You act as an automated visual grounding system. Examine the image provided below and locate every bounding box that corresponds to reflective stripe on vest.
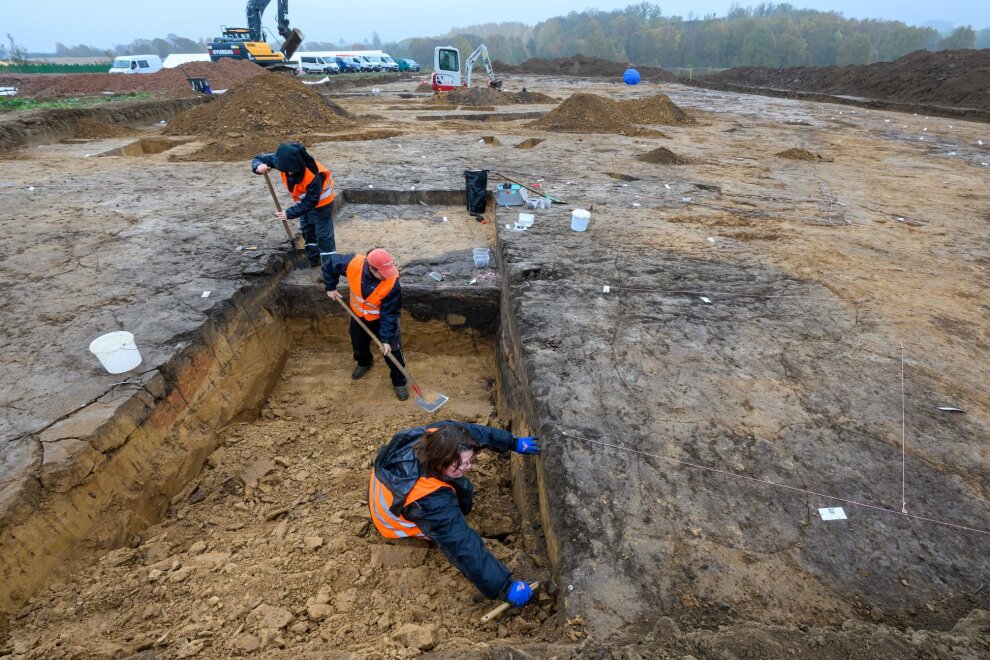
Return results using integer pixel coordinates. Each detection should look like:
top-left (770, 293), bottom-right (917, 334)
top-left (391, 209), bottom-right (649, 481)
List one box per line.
top-left (346, 255), bottom-right (398, 321)
top-left (368, 471), bottom-right (453, 539)
top-left (281, 161), bottom-right (335, 208)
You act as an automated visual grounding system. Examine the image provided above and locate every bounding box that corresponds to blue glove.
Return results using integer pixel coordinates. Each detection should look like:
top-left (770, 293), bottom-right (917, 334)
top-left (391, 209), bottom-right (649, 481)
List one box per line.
top-left (506, 580), bottom-right (533, 607)
top-left (514, 436), bottom-right (540, 454)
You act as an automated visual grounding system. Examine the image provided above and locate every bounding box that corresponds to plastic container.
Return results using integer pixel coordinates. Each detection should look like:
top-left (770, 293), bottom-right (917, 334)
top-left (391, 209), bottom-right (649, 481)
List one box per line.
top-left (472, 248), bottom-right (490, 268)
top-left (89, 331), bottom-right (142, 374)
top-left (539, 197), bottom-right (552, 210)
top-left (516, 213), bottom-right (534, 228)
top-left (571, 209), bottom-right (591, 232)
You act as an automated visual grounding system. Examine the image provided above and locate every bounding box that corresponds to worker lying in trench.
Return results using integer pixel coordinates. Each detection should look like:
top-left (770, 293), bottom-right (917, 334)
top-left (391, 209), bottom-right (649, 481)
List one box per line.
top-left (369, 421), bottom-right (541, 608)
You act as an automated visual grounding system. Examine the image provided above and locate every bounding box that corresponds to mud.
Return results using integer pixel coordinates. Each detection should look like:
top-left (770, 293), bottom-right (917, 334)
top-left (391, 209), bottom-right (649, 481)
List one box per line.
top-left (2, 73), bottom-right (990, 658)
top-left (701, 48), bottom-right (990, 114)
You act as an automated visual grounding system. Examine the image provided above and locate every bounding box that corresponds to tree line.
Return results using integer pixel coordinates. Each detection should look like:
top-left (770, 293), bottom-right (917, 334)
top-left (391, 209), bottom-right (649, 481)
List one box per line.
top-left (389, 3), bottom-right (990, 70)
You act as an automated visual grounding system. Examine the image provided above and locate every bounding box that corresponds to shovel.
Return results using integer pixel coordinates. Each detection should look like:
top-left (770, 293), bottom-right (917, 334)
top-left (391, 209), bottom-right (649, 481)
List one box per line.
top-left (262, 170), bottom-right (309, 267)
top-left (332, 296), bottom-right (449, 413)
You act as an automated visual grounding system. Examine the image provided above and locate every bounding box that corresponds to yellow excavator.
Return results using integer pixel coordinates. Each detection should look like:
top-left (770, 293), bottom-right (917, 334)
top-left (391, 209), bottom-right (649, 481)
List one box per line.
top-left (207, 0), bottom-right (304, 71)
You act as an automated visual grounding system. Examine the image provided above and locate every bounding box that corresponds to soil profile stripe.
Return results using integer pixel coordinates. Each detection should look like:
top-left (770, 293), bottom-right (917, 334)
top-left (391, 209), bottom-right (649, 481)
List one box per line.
top-left (560, 431), bottom-right (990, 538)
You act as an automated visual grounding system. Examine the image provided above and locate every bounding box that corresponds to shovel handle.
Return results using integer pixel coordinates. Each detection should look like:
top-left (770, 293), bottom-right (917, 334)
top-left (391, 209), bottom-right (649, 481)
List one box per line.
top-left (479, 581), bottom-right (540, 624)
top-left (332, 296), bottom-right (418, 389)
top-left (262, 170), bottom-right (295, 243)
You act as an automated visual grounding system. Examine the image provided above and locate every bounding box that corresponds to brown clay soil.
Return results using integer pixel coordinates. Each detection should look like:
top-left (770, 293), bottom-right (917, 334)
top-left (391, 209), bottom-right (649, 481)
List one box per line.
top-left (0, 59), bottom-right (264, 99)
top-left (164, 74), bottom-right (362, 162)
top-left (776, 147), bottom-right (832, 161)
top-left (66, 118), bottom-right (138, 139)
top-left (5, 340), bottom-right (556, 657)
top-left (636, 146), bottom-right (688, 164)
top-left (430, 87), bottom-right (556, 107)
top-left (702, 48), bottom-right (990, 112)
top-left (494, 55), bottom-right (679, 82)
top-left (532, 92), bottom-right (690, 135)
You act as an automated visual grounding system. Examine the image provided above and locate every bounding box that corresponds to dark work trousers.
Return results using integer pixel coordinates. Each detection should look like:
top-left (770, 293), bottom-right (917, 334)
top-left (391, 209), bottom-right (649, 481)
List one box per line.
top-left (299, 202), bottom-right (336, 267)
top-left (349, 317), bottom-right (407, 386)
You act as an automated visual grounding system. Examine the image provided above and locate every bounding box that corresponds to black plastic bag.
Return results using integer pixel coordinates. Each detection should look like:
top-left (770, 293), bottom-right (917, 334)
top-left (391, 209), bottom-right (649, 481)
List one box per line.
top-left (464, 169), bottom-right (488, 215)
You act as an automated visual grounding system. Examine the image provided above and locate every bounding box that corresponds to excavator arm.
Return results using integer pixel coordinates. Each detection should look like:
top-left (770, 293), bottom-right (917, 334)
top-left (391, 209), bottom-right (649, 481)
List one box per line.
top-left (245, 0), bottom-right (302, 57)
top-left (465, 44), bottom-right (502, 90)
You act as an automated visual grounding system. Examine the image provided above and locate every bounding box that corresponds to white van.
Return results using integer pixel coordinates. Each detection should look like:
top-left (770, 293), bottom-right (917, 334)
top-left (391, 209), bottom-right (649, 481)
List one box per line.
top-left (109, 55), bottom-right (164, 74)
top-left (297, 55), bottom-right (339, 74)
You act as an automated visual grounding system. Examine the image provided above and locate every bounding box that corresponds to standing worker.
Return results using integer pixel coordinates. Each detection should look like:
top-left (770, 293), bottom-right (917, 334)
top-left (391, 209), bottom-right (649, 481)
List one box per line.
top-left (369, 421), bottom-right (541, 607)
top-left (252, 142), bottom-right (336, 275)
top-left (325, 249), bottom-right (408, 400)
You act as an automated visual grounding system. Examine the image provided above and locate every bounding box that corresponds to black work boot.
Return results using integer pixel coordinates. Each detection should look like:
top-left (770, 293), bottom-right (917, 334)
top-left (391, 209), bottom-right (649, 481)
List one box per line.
top-left (352, 364), bottom-right (372, 380)
top-left (394, 385), bottom-right (409, 401)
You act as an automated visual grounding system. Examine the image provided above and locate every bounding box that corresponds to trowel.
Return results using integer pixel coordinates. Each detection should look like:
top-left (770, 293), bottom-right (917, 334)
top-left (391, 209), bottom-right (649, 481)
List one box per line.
top-left (479, 579), bottom-right (558, 623)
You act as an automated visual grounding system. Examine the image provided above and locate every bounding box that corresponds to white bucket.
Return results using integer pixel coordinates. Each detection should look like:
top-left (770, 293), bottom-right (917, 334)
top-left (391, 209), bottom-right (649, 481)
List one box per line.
top-left (571, 209), bottom-right (591, 232)
top-left (472, 247), bottom-right (490, 268)
top-left (89, 331), bottom-right (142, 374)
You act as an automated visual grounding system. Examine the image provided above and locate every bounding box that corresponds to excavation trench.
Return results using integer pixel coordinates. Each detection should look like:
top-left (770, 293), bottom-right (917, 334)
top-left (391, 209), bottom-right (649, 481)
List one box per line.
top-left (1, 192), bottom-right (559, 655)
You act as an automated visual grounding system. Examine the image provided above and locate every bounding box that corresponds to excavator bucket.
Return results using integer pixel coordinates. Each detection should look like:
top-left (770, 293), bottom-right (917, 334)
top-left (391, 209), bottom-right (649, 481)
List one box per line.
top-left (280, 28), bottom-right (304, 59)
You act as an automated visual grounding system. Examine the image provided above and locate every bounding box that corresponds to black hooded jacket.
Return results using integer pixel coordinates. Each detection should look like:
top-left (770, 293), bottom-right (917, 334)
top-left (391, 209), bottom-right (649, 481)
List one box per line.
top-left (373, 420), bottom-right (516, 599)
top-left (252, 143), bottom-right (327, 220)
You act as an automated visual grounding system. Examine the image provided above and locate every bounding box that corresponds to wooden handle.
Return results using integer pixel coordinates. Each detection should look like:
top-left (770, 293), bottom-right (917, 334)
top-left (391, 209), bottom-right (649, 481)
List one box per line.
top-left (332, 296), bottom-right (416, 385)
top-left (479, 581), bottom-right (539, 624)
top-left (262, 170), bottom-right (294, 242)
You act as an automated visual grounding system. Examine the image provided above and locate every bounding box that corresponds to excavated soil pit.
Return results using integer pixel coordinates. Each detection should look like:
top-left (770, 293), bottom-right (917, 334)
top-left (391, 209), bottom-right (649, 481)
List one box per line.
top-left (481, 136), bottom-right (503, 146)
top-left (514, 138), bottom-right (544, 150)
top-left (417, 111), bottom-right (547, 123)
top-left (97, 138), bottom-right (192, 157)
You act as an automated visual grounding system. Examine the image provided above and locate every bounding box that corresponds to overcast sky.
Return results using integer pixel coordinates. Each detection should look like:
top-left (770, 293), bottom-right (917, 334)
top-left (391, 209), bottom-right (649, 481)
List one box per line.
top-left (6, 0), bottom-right (989, 52)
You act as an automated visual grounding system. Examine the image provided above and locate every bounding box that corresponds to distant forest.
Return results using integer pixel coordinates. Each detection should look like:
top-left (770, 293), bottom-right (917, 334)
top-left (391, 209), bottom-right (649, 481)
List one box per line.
top-left (5, 3), bottom-right (989, 70)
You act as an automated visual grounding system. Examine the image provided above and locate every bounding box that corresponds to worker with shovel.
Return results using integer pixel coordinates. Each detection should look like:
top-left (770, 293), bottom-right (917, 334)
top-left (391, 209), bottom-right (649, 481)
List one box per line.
top-left (325, 249), bottom-right (409, 400)
top-left (251, 142), bottom-right (336, 274)
top-left (370, 421), bottom-right (541, 607)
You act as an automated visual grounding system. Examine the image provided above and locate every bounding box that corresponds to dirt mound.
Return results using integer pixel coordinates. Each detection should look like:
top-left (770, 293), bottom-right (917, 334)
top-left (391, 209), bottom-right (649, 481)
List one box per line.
top-left (2, 59), bottom-right (264, 99)
top-left (532, 92), bottom-right (690, 135)
top-left (431, 87), bottom-right (556, 106)
top-left (776, 147), bottom-right (831, 161)
top-left (171, 129), bottom-right (402, 163)
top-left (69, 118), bottom-right (138, 139)
top-left (702, 49), bottom-right (990, 112)
top-left (165, 74), bottom-right (357, 137)
top-left (494, 55), bottom-right (679, 82)
top-left (636, 146), bottom-right (688, 164)
top-left (621, 95), bottom-right (694, 124)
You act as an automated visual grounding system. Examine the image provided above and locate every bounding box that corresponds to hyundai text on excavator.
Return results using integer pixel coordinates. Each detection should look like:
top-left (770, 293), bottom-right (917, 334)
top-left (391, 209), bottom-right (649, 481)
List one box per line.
top-left (431, 44), bottom-right (502, 92)
top-left (208, 0), bottom-right (304, 71)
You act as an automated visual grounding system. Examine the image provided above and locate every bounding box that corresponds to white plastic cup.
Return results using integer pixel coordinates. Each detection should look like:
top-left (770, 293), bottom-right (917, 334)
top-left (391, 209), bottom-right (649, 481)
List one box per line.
top-left (472, 247), bottom-right (490, 268)
top-left (89, 331), bottom-right (142, 374)
top-left (539, 197), bottom-right (551, 209)
top-left (571, 209), bottom-right (591, 232)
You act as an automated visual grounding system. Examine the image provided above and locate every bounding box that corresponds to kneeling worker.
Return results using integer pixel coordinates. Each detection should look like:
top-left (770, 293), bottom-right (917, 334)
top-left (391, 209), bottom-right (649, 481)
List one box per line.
top-left (369, 421), bottom-right (541, 608)
top-left (325, 249), bottom-right (408, 400)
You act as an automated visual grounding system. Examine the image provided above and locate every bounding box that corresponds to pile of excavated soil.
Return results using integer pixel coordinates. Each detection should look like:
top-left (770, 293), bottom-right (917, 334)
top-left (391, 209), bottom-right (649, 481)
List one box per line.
top-left (0, 59), bottom-right (264, 99)
top-left (4, 343), bottom-right (554, 657)
top-left (165, 74), bottom-right (355, 136)
top-left (68, 117), bottom-right (138, 139)
top-left (636, 146), bottom-right (688, 164)
top-left (431, 87), bottom-right (556, 106)
top-left (414, 82), bottom-right (434, 93)
top-left (532, 92), bottom-right (690, 135)
top-left (776, 147), bottom-right (831, 161)
top-left (494, 55), bottom-right (679, 82)
top-left (702, 49), bottom-right (990, 112)
top-left (165, 74), bottom-right (361, 161)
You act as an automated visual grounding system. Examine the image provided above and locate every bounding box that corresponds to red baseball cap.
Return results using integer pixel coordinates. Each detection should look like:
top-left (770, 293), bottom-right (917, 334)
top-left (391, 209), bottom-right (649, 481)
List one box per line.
top-left (367, 248), bottom-right (399, 279)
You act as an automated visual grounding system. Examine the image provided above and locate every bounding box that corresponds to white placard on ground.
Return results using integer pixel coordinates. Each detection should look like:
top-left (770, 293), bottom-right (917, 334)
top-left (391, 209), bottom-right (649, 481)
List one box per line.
top-left (201, 291), bottom-right (211, 298)
top-left (819, 507), bottom-right (847, 521)
top-left (699, 296), bottom-right (712, 304)
top-left (602, 285), bottom-right (610, 293)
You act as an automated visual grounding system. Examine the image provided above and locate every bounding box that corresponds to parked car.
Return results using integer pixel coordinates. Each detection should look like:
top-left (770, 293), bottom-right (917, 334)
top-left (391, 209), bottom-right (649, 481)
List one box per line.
top-left (298, 55), bottom-right (339, 74)
top-left (397, 58), bottom-right (421, 72)
top-left (380, 55), bottom-right (400, 72)
top-left (335, 57), bottom-right (363, 73)
top-left (108, 55), bottom-right (163, 74)
top-left (358, 56), bottom-right (379, 72)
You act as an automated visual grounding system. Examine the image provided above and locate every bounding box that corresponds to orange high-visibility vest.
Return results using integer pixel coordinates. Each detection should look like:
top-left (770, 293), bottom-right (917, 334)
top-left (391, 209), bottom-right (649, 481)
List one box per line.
top-left (281, 161), bottom-right (335, 208)
top-left (369, 471), bottom-right (454, 539)
top-left (347, 255), bottom-right (398, 321)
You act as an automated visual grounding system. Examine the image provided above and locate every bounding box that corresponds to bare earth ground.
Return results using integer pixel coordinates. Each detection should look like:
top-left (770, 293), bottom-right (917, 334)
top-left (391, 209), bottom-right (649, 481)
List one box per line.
top-left (2, 75), bottom-right (990, 657)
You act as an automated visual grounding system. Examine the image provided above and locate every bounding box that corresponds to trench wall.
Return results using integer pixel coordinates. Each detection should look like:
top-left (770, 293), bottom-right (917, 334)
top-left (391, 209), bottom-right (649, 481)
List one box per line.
top-left (0, 273), bottom-right (290, 630)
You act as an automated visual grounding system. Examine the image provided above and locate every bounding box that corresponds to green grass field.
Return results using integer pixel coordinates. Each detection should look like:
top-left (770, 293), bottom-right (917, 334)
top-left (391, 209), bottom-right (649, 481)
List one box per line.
top-left (1, 63), bottom-right (111, 74)
top-left (0, 92), bottom-right (155, 113)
